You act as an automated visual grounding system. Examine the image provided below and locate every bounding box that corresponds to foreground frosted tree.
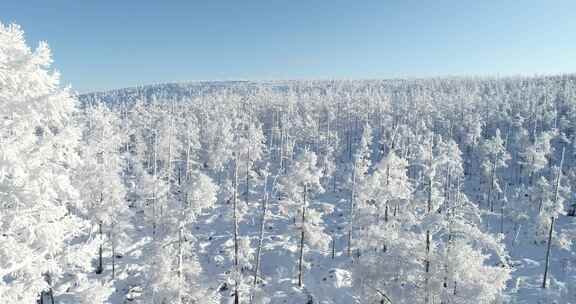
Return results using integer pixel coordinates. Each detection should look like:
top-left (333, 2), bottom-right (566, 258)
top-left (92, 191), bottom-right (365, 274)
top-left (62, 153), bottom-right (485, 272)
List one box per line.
top-left (0, 23), bottom-right (106, 303)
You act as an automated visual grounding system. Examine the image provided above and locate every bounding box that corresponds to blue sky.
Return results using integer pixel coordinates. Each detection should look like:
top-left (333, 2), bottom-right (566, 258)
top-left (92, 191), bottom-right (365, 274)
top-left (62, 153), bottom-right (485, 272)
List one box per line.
top-left (2, 0), bottom-right (576, 92)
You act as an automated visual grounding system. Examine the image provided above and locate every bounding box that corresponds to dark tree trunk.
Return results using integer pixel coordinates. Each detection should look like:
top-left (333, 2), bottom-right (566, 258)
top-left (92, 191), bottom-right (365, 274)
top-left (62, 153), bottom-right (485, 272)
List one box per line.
top-left (233, 159), bottom-right (240, 302)
top-left (543, 146), bottom-right (565, 289)
top-left (96, 221), bottom-right (103, 274)
top-left (298, 184), bottom-right (307, 288)
top-left (253, 174), bottom-right (270, 286)
top-left (348, 165), bottom-right (356, 257)
top-left (542, 216), bottom-right (555, 289)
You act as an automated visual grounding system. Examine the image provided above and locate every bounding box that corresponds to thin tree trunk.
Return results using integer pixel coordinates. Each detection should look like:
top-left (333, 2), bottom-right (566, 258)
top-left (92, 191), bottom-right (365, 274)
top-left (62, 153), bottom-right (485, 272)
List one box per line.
top-left (279, 128), bottom-right (284, 171)
top-left (185, 138), bottom-right (192, 181)
top-left (246, 145), bottom-right (250, 205)
top-left (332, 170), bottom-right (337, 193)
top-left (111, 222), bottom-right (116, 281)
top-left (427, 141), bottom-right (433, 213)
top-left (542, 216), bottom-right (555, 289)
top-left (488, 158), bottom-right (496, 212)
top-left (38, 273), bottom-right (54, 304)
top-left (443, 234), bottom-right (452, 289)
top-left (425, 141), bottom-right (433, 304)
top-left (178, 226), bottom-right (183, 303)
top-left (152, 131), bottom-right (158, 236)
top-left (425, 230), bottom-right (431, 304)
top-left (384, 204), bottom-right (389, 223)
top-left (167, 104), bottom-right (174, 181)
top-left (348, 164), bottom-right (356, 257)
top-left (444, 167), bottom-right (451, 203)
top-left (552, 146), bottom-right (565, 208)
top-left (233, 159), bottom-right (240, 303)
top-left (501, 183), bottom-right (507, 234)
top-left (298, 184), bottom-right (307, 288)
top-left (96, 221), bottom-right (103, 274)
top-left (542, 146), bottom-right (565, 289)
top-left (253, 174), bottom-right (270, 286)
top-left (500, 200), bottom-right (505, 235)
top-left (331, 236), bottom-right (336, 259)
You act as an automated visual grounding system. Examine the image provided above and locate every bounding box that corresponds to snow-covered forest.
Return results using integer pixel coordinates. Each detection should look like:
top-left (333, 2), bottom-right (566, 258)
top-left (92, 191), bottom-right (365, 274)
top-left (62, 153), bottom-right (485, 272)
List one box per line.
top-left (2, 22), bottom-right (576, 304)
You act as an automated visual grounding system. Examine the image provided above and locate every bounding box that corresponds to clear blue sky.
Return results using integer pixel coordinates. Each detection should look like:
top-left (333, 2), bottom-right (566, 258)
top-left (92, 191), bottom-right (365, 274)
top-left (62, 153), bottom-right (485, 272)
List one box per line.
top-left (3, 0), bottom-right (576, 92)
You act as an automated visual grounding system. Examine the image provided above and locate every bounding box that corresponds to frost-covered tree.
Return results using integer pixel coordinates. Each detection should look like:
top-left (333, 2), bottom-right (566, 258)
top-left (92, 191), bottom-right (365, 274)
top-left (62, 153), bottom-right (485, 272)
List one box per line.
top-left (479, 129), bottom-right (511, 212)
top-left (347, 123), bottom-right (373, 256)
top-left (201, 109), bottom-right (236, 177)
top-left (234, 120), bottom-right (266, 204)
top-left (354, 141), bottom-right (510, 304)
top-left (278, 150), bottom-right (331, 288)
top-left (540, 147), bottom-right (573, 289)
top-left (141, 169), bottom-right (219, 304)
top-left (519, 130), bottom-right (555, 185)
top-left (176, 105), bottom-right (201, 184)
top-left (0, 22), bottom-right (100, 303)
top-left (75, 102), bottom-right (129, 276)
top-left (353, 149), bottom-right (418, 303)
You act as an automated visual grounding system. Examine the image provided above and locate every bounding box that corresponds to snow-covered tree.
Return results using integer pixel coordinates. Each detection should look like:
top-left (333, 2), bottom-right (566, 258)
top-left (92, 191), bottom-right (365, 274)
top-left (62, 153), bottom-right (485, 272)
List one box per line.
top-left (347, 123), bottom-right (373, 256)
top-left (0, 22), bottom-right (100, 303)
top-left (479, 129), bottom-right (511, 212)
top-left (278, 149), bottom-right (331, 288)
top-left (75, 102), bottom-right (129, 276)
top-left (142, 169), bottom-right (219, 304)
top-left (519, 130), bottom-right (555, 184)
